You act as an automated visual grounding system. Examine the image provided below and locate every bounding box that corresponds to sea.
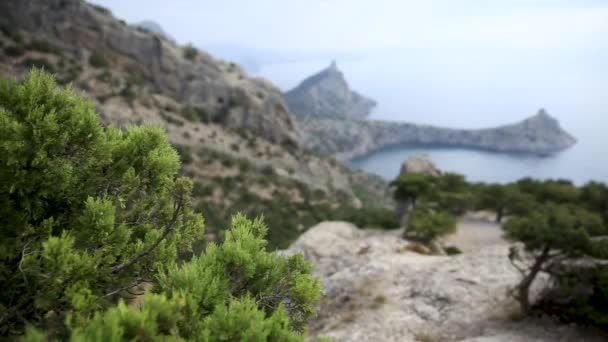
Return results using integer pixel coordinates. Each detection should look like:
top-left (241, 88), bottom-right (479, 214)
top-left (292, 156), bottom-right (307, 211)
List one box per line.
top-left (254, 49), bottom-right (608, 185)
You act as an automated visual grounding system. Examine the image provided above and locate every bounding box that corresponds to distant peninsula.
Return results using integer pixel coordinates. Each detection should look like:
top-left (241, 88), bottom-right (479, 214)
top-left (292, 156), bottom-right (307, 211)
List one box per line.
top-left (288, 62), bottom-right (577, 160)
top-left (298, 110), bottom-right (577, 160)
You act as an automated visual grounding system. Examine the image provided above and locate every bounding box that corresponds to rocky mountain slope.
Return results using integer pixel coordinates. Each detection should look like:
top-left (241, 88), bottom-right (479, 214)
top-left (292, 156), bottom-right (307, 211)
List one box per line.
top-left (285, 61), bottom-right (377, 120)
top-left (0, 0), bottom-right (390, 248)
top-left (286, 221), bottom-right (603, 341)
top-left (298, 109), bottom-right (577, 161)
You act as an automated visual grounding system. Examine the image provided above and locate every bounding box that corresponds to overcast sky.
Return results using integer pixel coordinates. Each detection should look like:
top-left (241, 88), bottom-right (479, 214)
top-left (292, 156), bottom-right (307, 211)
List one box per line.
top-left (88, 0), bottom-right (607, 131)
top-left (89, 0), bottom-right (608, 53)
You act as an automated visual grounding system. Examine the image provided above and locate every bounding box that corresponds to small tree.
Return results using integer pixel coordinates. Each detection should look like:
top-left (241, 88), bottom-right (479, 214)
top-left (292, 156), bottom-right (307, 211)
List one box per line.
top-left (504, 203), bottom-right (607, 313)
top-left (404, 207), bottom-right (456, 244)
top-left (391, 173), bottom-right (434, 208)
top-left (477, 184), bottom-right (534, 223)
top-left (436, 172), bottom-right (468, 193)
top-left (183, 44), bottom-right (198, 61)
top-left (580, 181), bottom-right (608, 223)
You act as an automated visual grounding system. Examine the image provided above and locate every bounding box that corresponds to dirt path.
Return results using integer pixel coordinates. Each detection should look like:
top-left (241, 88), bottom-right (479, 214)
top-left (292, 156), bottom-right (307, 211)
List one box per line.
top-left (441, 214), bottom-right (507, 253)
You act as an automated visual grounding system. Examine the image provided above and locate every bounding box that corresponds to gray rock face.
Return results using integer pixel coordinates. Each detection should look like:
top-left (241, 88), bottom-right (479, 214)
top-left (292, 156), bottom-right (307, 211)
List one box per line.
top-left (395, 154), bottom-right (441, 226)
top-left (400, 154), bottom-right (441, 177)
top-left (0, 0), bottom-right (297, 146)
top-left (285, 222), bottom-right (602, 342)
top-left (297, 109), bottom-right (577, 160)
top-left (284, 61), bottom-right (377, 120)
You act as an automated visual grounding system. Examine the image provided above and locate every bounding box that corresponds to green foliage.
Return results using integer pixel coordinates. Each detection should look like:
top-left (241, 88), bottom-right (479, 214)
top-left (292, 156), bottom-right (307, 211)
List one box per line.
top-left (391, 173), bottom-right (434, 206)
top-left (29, 214), bottom-right (322, 341)
top-left (182, 105), bottom-right (209, 123)
top-left (533, 266), bottom-right (608, 328)
top-left (515, 178), bottom-right (580, 205)
top-left (4, 45), bottom-right (25, 57)
top-left (476, 183), bottom-right (535, 222)
top-left (505, 204), bottom-right (605, 255)
top-left (26, 39), bottom-right (61, 55)
top-left (20, 57), bottom-right (56, 73)
top-left (580, 181), bottom-right (608, 223)
top-left (505, 203), bottom-right (608, 313)
top-left (89, 51), bottom-right (109, 68)
top-left (444, 246), bottom-right (462, 255)
top-left (0, 23), bottom-right (23, 44)
top-left (436, 172), bottom-right (468, 193)
top-left (404, 208), bottom-right (456, 244)
top-left (119, 85), bottom-right (136, 104)
top-left (435, 191), bottom-right (473, 216)
top-left (183, 44), bottom-right (198, 61)
top-left (157, 214), bottom-right (321, 335)
top-left (2, 70), bottom-right (323, 340)
top-left (174, 144), bottom-right (193, 165)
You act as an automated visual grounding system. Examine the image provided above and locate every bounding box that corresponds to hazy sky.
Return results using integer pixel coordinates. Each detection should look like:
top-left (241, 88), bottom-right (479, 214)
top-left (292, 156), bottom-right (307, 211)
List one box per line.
top-left (88, 0), bottom-right (607, 129)
top-left (89, 0), bottom-right (608, 53)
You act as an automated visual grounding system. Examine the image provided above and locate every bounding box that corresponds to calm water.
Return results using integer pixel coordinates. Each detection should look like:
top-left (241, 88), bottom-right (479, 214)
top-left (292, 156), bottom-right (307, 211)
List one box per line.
top-left (255, 50), bottom-right (608, 184)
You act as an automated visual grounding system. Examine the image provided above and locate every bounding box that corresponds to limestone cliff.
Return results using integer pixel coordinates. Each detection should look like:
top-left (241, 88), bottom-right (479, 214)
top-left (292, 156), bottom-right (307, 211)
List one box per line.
top-left (284, 61), bottom-right (377, 120)
top-left (298, 109), bottom-right (577, 160)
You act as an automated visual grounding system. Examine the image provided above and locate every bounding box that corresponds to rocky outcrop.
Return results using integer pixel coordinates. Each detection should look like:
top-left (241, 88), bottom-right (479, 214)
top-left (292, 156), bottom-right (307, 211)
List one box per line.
top-left (284, 61), bottom-right (376, 120)
top-left (285, 222), bottom-right (602, 341)
top-left (134, 20), bottom-right (174, 41)
top-left (0, 0), bottom-right (297, 146)
top-left (297, 109), bottom-right (577, 160)
top-left (400, 154), bottom-right (441, 177)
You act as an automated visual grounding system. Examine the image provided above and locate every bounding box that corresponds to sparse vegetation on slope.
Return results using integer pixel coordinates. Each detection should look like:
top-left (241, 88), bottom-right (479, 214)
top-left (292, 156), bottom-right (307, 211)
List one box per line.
top-left (0, 0), bottom-right (392, 249)
top-left (391, 167), bottom-right (608, 329)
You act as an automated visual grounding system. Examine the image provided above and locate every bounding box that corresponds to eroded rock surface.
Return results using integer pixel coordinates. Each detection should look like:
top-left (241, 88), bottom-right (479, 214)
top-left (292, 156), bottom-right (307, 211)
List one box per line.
top-left (400, 154), bottom-right (442, 178)
top-left (286, 222), bottom-right (602, 341)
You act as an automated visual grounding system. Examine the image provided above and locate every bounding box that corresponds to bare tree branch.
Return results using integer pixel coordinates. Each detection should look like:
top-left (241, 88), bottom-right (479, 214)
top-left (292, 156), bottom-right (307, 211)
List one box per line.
top-left (18, 240), bottom-right (33, 290)
top-left (101, 276), bottom-right (149, 299)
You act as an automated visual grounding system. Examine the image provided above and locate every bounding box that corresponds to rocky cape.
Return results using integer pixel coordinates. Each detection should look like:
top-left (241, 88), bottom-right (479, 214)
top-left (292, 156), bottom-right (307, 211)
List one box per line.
top-left (285, 221), bottom-right (602, 341)
top-left (284, 61), bottom-right (377, 120)
top-left (297, 109), bottom-right (577, 161)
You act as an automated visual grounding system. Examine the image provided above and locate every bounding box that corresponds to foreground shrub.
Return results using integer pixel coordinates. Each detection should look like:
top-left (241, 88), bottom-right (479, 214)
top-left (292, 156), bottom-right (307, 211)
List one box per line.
top-left (0, 70), bottom-right (322, 340)
top-left (338, 207), bottom-right (400, 230)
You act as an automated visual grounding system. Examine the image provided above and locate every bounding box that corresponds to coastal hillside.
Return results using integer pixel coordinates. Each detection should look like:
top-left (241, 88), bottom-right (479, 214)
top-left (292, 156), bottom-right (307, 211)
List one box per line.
top-left (0, 0), bottom-right (390, 248)
top-left (298, 109), bottom-right (577, 160)
top-left (285, 61), bottom-right (377, 120)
